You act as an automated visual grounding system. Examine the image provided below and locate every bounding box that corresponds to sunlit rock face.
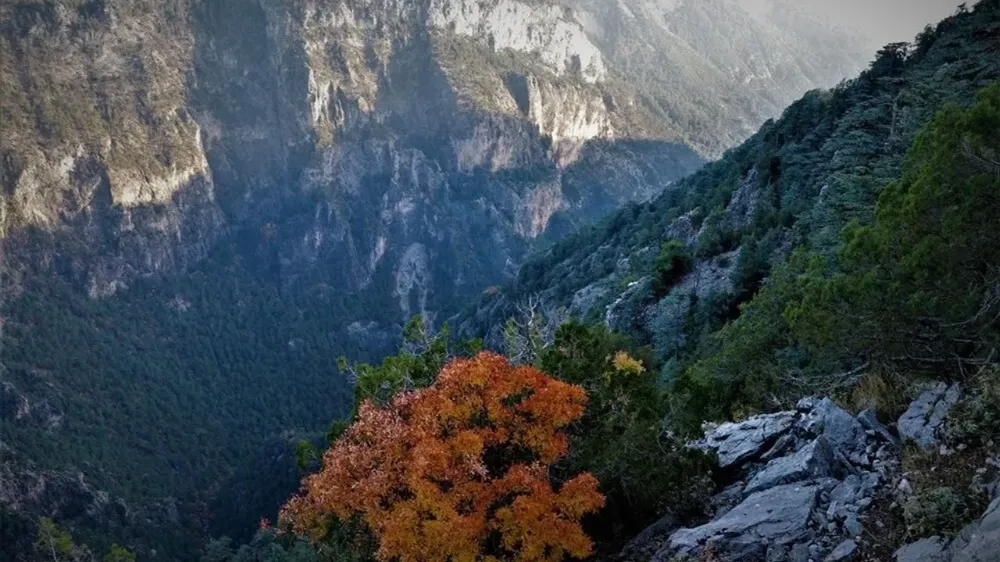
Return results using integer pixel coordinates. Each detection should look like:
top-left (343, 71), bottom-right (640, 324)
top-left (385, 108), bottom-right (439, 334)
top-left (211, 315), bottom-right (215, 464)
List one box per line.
top-left (0, 0), bottom-right (863, 322)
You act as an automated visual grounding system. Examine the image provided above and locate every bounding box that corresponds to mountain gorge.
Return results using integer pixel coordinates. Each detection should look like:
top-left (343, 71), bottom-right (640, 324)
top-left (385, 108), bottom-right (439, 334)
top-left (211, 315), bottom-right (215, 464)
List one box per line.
top-left (0, 0), bottom-right (873, 559)
top-left (0, 0), bottom-right (866, 310)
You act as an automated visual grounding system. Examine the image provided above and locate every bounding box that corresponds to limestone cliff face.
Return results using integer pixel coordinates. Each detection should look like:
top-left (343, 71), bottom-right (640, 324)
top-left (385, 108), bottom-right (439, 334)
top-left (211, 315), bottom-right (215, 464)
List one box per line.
top-left (0, 0), bottom-right (225, 297)
top-left (0, 0), bottom-right (863, 323)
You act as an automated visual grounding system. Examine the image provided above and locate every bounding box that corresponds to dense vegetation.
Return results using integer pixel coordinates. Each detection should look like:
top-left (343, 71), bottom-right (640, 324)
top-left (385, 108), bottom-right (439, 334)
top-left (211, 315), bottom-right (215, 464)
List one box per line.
top-left (1, 230), bottom-right (374, 559)
top-left (282, 352), bottom-right (605, 562)
top-left (470, 0), bottom-right (1000, 315)
top-left (8, 3), bottom-right (1000, 561)
top-left (460, 0), bottom-right (1000, 422)
top-left (199, 318), bottom-right (714, 562)
top-left (676, 81), bottom-right (1000, 426)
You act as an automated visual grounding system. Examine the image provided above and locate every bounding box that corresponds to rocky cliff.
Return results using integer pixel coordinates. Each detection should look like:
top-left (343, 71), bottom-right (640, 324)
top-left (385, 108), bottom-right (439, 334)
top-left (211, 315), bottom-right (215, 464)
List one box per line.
top-left (0, 0), bottom-right (865, 317)
top-left (617, 384), bottom-right (1000, 562)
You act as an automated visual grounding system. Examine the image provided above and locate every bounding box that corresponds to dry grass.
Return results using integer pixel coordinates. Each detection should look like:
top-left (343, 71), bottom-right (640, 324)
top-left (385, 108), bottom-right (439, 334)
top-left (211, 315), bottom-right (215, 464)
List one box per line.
top-left (849, 368), bottom-right (911, 419)
top-left (854, 491), bottom-right (908, 562)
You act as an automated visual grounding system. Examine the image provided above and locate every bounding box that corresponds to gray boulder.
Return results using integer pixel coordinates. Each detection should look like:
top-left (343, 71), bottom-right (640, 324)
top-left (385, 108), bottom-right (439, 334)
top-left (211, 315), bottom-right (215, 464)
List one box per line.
top-left (898, 383), bottom-right (962, 450)
top-left (830, 475), bottom-right (862, 506)
top-left (799, 398), bottom-right (867, 455)
top-left (699, 412), bottom-right (797, 468)
top-left (951, 497), bottom-right (1000, 562)
top-left (894, 537), bottom-right (949, 562)
top-left (669, 482), bottom-right (819, 558)
top-left (857, 408), bottom-right (899, 446)
top-left (825, 539), bottom-right (857, 562)
top-left (744, 437), bottom-right (837, 495)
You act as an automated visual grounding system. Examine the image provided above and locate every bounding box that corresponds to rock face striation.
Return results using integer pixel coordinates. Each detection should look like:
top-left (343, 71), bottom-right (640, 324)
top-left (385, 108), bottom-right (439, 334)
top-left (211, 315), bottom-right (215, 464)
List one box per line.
top-left (619, 381), bottom-right (1000, 562)
top-left (626, 398), bottom-right (901, 562)
top-left (0, 0), bottom-right (865, 322)
top-left (897, 383), bottom-right (963, 450)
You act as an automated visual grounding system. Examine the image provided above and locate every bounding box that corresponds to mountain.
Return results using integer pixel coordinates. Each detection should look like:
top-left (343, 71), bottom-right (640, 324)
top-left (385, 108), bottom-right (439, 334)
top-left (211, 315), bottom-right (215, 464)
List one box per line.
top-left (0, 0), bottom-right (865, 307)
top-left (457, 0), bottom-right (1000, 392)
top-left (0, 0), bottom-right (868, 558)
top-left (200, 3), bottom-right (1000, 557)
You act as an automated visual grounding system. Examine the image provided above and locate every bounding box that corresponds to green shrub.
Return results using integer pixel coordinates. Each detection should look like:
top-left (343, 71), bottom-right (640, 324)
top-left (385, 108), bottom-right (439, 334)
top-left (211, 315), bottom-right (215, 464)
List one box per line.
top-left (903, 487), bottom-right (971, 539)
top-left (538, 323), bottom-right (713, 542)
top-left (652, 241), bottom-right (693, 298)
top-left (947, 366), bottom-right (1000, 445)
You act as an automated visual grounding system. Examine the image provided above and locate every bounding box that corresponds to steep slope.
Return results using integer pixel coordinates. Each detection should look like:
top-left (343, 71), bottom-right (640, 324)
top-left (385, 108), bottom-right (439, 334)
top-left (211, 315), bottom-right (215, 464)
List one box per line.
top-left (567, 0), bottom-right (869, 156)
top-left (0, 0), bottom-right (867, 558)
top-left (0, 0), bottom-right (865, 309)
top-left (458, 1), bottom-right (1000, 376)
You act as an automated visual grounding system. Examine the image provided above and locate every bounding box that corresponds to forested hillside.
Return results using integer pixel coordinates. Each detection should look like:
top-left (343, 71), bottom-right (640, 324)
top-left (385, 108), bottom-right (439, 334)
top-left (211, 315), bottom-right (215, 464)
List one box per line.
top-left (458, 1), bottom-right (1000, 420)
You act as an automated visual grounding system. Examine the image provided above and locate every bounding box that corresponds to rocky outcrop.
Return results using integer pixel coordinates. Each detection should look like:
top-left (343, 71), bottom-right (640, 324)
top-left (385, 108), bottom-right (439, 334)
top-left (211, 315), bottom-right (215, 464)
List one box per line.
top-left (742, 437), bottom-right (837, 495)
top-left (617, 382), bottom-right (1000, 562)
top-left (951, 497), bottom-right (1000, 562)
top-left (670, 482), bottom-right (821, 558)
top-left (634, 398), bottom-right (900, 562)
top-left (895, 538), bottom-right (951, 562)
top-left (898, 383), bottom-right (962, 450)
top-left (695, 411), bottom-right (797, 469)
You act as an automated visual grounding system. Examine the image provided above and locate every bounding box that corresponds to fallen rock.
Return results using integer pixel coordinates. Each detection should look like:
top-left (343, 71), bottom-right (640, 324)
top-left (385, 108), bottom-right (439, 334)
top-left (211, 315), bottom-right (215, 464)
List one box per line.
top-left (799, 398), bottom-right (867, 455)
top-left (830, 475), bottom-right (861, 506)
top-left (744, 437), bottom-right (837, 495)
top-left (761, 433), bottom-right (798, 463)
top-left (857, 408), bottom-right (899, 446)
top-left (898, 383), bottom-right (962, 450)
top-left (698, 412), bottom-right (796, 469)
top-left (669, 482), bottom-right (819, 558)
top-left (825, 539), bottom-right (857, 561)
top-left (894, 537), bottom-right (949, 562)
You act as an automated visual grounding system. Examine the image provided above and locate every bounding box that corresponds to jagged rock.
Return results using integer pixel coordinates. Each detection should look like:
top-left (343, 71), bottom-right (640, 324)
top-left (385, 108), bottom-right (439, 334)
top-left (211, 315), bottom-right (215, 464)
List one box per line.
top-left (799, 398), bottom-right (867, 455)
top-left (633, 395), bottom-right (905, 562)
top-left (616, 513), bottom-right (679, 562)
top-left (894, 537), bottom-right (949, 562)
top-left (698, 412), bottom-right (797, 469)
top-left (744, 438), bottom-right (837, 495)
top-left (665, 208), bottom-right (702, 247)
top-left (789, 542), bottom-right (812, 562)
top-left (857, 408), bottom-right (899, 446)
top-left (711, 482), bottom-right (748, 518)
top-left (570, 284), bottom-right (608, 317)
top-left (843, 514), bottom-right (863, 536)
top-left (721, 169), bottom-right (762, 232)
top-left (761, 434), bottom-right (798, 463)
top-left (825, 539), bottom-right (857, 561)
top-left (898, 383), bottom-right (962, 449)
top-left (668, 482), bottom-right (820, 559)
top-left (951, 497), bottom-right (1000, 562)
top-left (830, 475), bottom-right (862, 506)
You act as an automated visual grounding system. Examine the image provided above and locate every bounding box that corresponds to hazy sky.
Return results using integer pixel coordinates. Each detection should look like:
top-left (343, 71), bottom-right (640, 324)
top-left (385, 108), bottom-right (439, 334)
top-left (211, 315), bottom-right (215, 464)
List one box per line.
top-left (781, 0), bottom-right (967, 48)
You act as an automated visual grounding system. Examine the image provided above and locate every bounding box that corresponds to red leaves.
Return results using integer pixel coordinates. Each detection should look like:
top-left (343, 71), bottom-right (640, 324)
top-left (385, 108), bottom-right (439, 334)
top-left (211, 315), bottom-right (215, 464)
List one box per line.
top-left (280, 352), bottom-right (603, 562)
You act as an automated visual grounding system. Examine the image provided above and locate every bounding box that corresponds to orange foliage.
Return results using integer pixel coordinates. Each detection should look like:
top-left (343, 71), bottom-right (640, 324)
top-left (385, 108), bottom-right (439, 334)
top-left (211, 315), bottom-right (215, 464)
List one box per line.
top-left (280, 352), bottom-right (604, 562)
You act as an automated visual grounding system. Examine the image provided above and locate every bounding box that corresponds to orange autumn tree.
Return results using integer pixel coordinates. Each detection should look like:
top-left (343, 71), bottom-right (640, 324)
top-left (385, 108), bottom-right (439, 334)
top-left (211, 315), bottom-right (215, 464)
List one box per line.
top-left (280, 352), bottom-right (604, 562)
